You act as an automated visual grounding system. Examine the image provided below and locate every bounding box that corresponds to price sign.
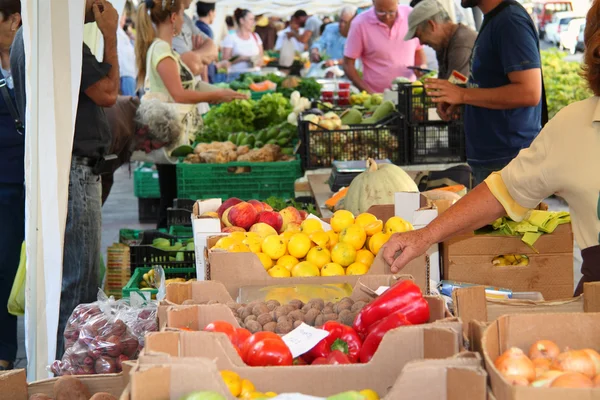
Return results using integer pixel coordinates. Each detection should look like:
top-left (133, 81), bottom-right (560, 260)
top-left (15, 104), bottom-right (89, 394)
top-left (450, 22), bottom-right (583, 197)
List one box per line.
top-left (282, 323), bottom-right (329, 358)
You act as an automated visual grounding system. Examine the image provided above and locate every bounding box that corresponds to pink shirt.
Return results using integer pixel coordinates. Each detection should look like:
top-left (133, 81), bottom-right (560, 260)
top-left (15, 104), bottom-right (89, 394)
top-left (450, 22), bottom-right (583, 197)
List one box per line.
top-left (344, 5), bottom-right (422, 93)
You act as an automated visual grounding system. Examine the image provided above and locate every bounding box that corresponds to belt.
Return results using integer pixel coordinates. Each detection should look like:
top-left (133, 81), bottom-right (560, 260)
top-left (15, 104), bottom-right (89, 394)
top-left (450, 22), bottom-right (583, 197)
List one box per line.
top-left (72, 156), bottom-right (98, 167)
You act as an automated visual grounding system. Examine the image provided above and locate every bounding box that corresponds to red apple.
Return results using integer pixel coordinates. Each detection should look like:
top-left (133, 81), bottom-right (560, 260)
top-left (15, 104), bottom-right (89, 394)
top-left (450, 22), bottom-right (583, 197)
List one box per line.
top-left (299, 210), bottom-right (309, 221)
top-left (222, 226), bottom-right (246, 233)
top-left (217, 198), bottom-right (243, 218)
top-left (228, 202), bottom-right (259, 230)
top-left (279, 206), bottom-right (302, 231)
top-left (262, 202), bottom-right (274, 212)
top-left (249, 223), bottom-right (278, 239)
top-left (222, 207), bottom-right (234, 227)
top-left (248, 199), bottom-right (266, 213)
top-left (256, 211), bottom-right (283, 232)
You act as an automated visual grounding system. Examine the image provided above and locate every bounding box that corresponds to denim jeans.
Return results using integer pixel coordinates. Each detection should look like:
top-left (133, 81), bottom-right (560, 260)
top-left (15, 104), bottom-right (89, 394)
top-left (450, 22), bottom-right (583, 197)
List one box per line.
top-left (120, 76), bottom-right (137, 97)
top-left (56, 161), bottom-right (102, 358)
top-left (470, 162), bottom-right (509, 187)
top-left (0, 183), bottom-right (24, 362)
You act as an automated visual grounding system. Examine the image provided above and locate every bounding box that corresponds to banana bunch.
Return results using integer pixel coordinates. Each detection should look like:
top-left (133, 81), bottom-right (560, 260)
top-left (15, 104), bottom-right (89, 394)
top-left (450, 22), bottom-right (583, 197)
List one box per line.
top-left (140, 269), bottom-right (156, 288)
top-left (492, 254), bottom-right (530, 267)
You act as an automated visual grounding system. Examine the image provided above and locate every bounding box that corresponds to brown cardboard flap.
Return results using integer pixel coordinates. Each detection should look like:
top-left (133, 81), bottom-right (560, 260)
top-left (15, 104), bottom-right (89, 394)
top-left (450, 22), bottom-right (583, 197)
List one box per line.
top-left (0, 370), bottom-right (27, 400)
top-left (166, 280), bottom-right (234, 304)
top-left (453, 286), bottom-right (488, 336)
top-left (583, 281), bottom-right (600, 312)
top-left (24, 373), bottom-right (125, 398)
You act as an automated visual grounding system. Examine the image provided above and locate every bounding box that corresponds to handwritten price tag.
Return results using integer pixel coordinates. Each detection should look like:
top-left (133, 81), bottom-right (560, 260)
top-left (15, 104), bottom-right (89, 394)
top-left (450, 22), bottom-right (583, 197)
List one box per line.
top-left (374, 286), bottom-right (390, 296)
top-left (282, 323), bottom-right (329, 358)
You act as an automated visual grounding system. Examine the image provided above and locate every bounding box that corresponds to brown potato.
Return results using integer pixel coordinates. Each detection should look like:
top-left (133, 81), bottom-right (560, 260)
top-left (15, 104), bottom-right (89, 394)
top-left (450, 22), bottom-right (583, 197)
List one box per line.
top-left (257, 313), bottom-right (274, 326)
top-left (244, 315), bottom-right (257, 325)
top-left (54, 376), bottom-right (91, 400)
top-left (351, 301), bottom-right (367, 313)
top-left (322, 306), bottom-right (334, 314)
top-left (303, 308), bottom-right (320, 326)
top-left (336, 301), bottom-right (353, 313)
top-left (90, 394), bottom-right (118, 400)
top-left (323, 313), bottom-right (338, 323)
top-left (339, 297), bottom-right (355, 305)
top-left (338, 309), bottom-right (355, 326)
top-left (274, 306), bottom-right (289, 320)
top-left (288, 310), bottom-right (305, 323)
top-left (266, 300), bottom-right (280, 311)
top-left (252, 303), bottom-right (270, 317)
top-left (263, 322), bottom-right (277, 332)
top-left (293, 320), bottom-right (303, 329)
top-left (226, 301), bottom-right (241, 311)
top-left (288, 299), bottom-right (304, 309)
top-left (307, 299), bottom-right (325, 311)
top-left (314, 314), bottom-right (324, 327)
top-left (236, 317), bottom-right (245, 328)
top-left (239, 307), bottom-right (252, 321)
top-left (277, 316), bottom-right (291, 325)
top-left (276, 321), bottom-right (293, 334)
top-left (245, 320), bottom-right (262, 333)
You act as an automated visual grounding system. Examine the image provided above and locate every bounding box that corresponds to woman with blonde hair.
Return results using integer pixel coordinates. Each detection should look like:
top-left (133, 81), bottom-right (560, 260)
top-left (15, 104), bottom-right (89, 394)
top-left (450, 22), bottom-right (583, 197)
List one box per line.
top-left (135, 0), bottom-right (246, 227)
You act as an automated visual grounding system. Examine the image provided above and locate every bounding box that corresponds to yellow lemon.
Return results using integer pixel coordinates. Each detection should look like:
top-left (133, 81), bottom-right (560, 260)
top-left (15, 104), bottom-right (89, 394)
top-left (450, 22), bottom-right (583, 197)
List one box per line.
top-left (385, 216), bottom-right (414, 234)
top-left (240, 379), bottom-right (256, 398)
top-left (369, 232), bottom-right (390, 255)
top-left (364, 220), bottom-right (384, 236)
top-left (321, 262), bottom-right (345, 276)
top-left (359, 389), bottom-right (380, 400)
top-left (285, 222), bottom-right (302, 233)
top-left (213, 236), bottom-right (238, 250)
top-left (331, 243), bottom-right (357, 267)
top-left (256, 252), bottom-right (273, 270)
top-left (261, 235), bottom-right (287, 260)
top-left (330, 210), bottom-right (355, 233)
top-left (339, 224), bottom-right (367, 250)
top-left (291, 261), bottom-right (320, 277)
top-left (277, 255), bottom-right (299, 272)
top-left (288, 233), bottom-right (312, 259)
top-left (242, 237), bottom-right (262, 253)
top-left (346, 262), bottom-right (369, 275)
top-left (280, 231), bottom-right (295, 242)
top-left (310, 231), bottom-right (330, 248)
top-left (220, 370), bottom-right (242, 397)
top-left (301, 219), bottom-right (323, 234)
top-left (268, 265), bottom-right (291, 278)
top-left (327, 230), bottom-right (339, 248)
top-left (306, 246), bottom-right (331, 269)
top-left (229, 232), bottom-right (247, 242)
top-left (244, 232), bottom-right (261, 240)
top-left (227, 243), bottom-right (251, 253)
top-left (356, 249), bottom-right (375, 267)
top-left (355, 213), bottom-right (377, 228)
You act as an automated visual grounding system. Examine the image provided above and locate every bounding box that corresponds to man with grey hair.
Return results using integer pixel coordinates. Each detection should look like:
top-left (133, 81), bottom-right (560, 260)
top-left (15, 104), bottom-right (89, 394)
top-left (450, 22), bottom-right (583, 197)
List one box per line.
top-left (405, 0), bottom-right (476, 79)
top-left (310, 6), bottom-right (357, 66)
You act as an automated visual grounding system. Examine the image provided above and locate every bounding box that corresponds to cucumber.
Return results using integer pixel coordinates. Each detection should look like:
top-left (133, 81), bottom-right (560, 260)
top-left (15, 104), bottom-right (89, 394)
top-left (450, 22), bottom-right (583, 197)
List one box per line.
top-left (266, 139), bottom-right (277, 145)
top-left (255, 141), bottom-right (264, 148)
top-left (277, 138), bottom-right (289, 147)
top-left (170, 145), bottom-right (194, 157)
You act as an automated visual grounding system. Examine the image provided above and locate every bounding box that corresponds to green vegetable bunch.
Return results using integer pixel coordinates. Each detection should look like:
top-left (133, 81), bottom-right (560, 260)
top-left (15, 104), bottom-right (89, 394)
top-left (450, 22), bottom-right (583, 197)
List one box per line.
top-left (253, 93), bottom-right (292, 130)
top-left (278, 77), bottom-right (322, 100)
top-left (203, 99), bottom-right (256, 134)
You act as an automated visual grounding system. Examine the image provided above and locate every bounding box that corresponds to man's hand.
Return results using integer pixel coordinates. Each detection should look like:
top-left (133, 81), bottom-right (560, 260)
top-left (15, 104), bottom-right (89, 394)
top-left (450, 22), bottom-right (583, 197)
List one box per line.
top-left (214, 89), bottom-right (249, 103)
top-left (426, 78), bottom-right (466, 106)
top-left (382, 229), bottom-right (433, 273)
top-left (193, 34), bottom-right (205, 50)
top-left (310, 48), bottom-right (321, 62)
top-left (286, 30), bottom-right (297, 39)
top-left (324, 59), bottom-right (338, 67)
top-left (93, 0), bottom-right (118, 39)
top-left (436, 102), bottom-right (461, 122)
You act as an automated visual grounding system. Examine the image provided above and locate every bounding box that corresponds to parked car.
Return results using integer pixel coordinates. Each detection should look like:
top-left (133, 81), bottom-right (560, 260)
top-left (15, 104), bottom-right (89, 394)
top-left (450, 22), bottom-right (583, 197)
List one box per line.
top-left (545, 11), bottom-right (577, 44)
top-left (559, 17), bottom-right (585, 54)
top-left (533, 0), bottom-right (573, 39)
top-left (575, 22), bottom-right (585, 53)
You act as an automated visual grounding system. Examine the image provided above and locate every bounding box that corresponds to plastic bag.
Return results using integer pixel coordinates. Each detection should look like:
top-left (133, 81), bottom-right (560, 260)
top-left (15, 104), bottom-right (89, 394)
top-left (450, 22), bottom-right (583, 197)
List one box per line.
top-left (7, 242), bottom-right (26, 317)
top-left (279, 38), bottom-right (296, 68)
top-left (50, 290), bottom-right (158, 376)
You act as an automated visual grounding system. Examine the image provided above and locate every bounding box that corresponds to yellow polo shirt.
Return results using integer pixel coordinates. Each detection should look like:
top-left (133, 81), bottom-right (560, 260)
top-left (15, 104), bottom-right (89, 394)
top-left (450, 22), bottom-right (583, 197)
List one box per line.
top-left (485, 96), bottom-right (600, 250)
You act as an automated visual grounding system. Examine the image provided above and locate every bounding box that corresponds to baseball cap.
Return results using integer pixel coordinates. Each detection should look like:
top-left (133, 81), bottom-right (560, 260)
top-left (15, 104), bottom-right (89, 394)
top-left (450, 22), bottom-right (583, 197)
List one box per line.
top-left (404, 0), bottom-right (447, 41)
top-left (256, 15), bottom-right (269, 27)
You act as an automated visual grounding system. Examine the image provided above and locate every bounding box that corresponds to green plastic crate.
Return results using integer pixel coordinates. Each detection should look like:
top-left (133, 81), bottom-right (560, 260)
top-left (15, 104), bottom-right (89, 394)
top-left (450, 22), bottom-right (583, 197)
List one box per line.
top-left (168, 225), bottom-right (193, 239)
top-left (122, 267), bottom-right (196, 300)
top-left (250, 89), bottom-right (275, 100)
top-left (134, 164), bottom-right (160, 198)
top-left (176, 156), bottom-right (301, 201)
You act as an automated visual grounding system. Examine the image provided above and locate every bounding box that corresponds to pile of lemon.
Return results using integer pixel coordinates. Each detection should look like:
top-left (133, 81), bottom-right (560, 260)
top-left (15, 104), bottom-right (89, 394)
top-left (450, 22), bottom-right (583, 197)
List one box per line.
top-left (211, 211), bottom-right (413, 278)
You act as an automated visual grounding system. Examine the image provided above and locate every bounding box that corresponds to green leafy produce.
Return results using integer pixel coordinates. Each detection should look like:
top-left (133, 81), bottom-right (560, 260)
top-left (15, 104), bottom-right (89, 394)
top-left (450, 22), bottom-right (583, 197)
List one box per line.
top-left (541, 49), bottom-right (591, 119)
top-left (264, 196), bottom-right (319, 215)
top-left (202, 99), bottom-right (256, 135)
top-left (278, 77), bottom-right (322, 100)
top-left (252, 93), bottom-right (293, 130)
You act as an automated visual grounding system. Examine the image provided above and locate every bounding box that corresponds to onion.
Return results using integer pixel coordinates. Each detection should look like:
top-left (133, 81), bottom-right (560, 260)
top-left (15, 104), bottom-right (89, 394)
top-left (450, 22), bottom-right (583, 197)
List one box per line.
top-left (506, 376), bottom-right (530, 386)
top-left (494, 347), bottom-right (536, 382)
top-left (550, 372), bottom-right (594, 388)
top-left (533, 357), bottom-right (552, 377)
top-left (594, 374), bottom-right (600, 388)
top-left (582, 349), bottom-right (600, 375)
top-left (551, 350), bottom-right (596, 378)
top-left (528, 340), bottom-right (560, 360)
top-left (531, 370), bottom-right (565, 388)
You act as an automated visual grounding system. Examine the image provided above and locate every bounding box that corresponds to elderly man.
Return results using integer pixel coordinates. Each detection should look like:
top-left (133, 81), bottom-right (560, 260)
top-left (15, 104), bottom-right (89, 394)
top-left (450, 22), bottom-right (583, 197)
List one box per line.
top-left (344, 0), bottom-right (427, 93)
top-left (311, 7), bottom-right (356, 67)
top-left (405, 0), bottom-right (476, 79)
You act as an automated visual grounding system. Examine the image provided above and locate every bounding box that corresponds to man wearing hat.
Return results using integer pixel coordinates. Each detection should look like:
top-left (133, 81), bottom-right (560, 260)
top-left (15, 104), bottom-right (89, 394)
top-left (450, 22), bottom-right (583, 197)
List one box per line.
top-left (405, 0), bottom-right (476, 79)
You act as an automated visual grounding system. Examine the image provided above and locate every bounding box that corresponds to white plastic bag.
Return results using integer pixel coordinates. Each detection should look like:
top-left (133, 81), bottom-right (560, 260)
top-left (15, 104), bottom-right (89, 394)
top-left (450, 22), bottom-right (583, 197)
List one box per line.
top-left (279, 38), bottom-right (296, 68)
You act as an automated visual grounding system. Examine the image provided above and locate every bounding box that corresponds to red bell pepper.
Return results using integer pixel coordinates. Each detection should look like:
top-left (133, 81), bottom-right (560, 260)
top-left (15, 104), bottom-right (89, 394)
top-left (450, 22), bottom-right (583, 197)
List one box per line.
top-left (353, 280), bottom-right (429, 337)
top-left (245, 337), bottom-right (293, 367)
top-left (359, 311), bottom-right (412, 363)
top-left (305, 321), bottom-right (362, 363)
top-left (311, 350), bottom-right (352, 365)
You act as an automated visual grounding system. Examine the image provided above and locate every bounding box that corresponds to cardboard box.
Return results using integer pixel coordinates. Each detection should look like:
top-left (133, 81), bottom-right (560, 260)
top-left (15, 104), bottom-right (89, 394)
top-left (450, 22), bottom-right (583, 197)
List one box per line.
top-left (191, 199), bottom-right (223, 278)
top-left (442, 224), bottom-right (574, 300)
top-left (123, 352), bottom-right (486, 400)
top-left (0, 369), bottom-right (125, 400)
top-left (482, 313), bottom-right (600, 400)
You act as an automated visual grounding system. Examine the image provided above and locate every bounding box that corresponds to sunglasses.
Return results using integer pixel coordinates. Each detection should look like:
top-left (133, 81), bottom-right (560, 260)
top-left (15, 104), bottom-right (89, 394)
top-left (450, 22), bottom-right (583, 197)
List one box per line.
top-left (375, 10), bottom-right (398, 17)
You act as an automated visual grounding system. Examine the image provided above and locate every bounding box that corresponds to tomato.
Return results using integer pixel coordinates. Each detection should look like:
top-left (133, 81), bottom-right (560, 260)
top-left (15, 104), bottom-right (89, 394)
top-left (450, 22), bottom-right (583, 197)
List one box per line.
top-left (235, 328), bottom-right (252, 348)
top-left (311, 357), bottom-right (329, 365)
top-left (245, 338), bottom-right (293, 367)
top-left (310, 350), bottom-right (351, 365)
top-left (204, 321), bottom-right (236, 342)
top-left (240, 332), bottom-right (281, 361)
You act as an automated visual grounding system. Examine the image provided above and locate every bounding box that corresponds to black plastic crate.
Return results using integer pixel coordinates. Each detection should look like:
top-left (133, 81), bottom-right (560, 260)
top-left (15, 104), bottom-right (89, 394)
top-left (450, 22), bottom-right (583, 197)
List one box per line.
top-left (173, 198), bottom-right (195, 211)
top-left (407, 121), bottom-right (466, 164)
top-left (397, 83), bottom-right (463, 124)
top-left (167, 208), bottom-right (192, 227)
top-left (138, 198), bottom-right (160, 224)
top-left (129, 233), bottom-right (195, 274)
top-left (298, 113), bottom-right (406, 170)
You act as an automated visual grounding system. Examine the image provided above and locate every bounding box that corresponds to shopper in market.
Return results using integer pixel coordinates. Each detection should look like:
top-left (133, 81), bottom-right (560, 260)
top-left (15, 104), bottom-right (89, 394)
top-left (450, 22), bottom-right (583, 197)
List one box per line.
top-left (0, 0), bottom-right (22, 372)
top-left (343, 0), bottom-right (427, 93)
top-left (254, 15), bottom-right (278, 51)
top-left (404, 0), bottom-right (476, 79)
top-left (195, 1), bottom-right (215, 39)
top-left (275, 10), bottom-right (311, 53)
top-left (221, 8), bottom-right (264, 74)
top-left (135, 0), bottom-right (246, 230)
top-left (384, 0), bottom-right (600, 297)
top-left (425, 0), bottom-right (543, 185)
top-left (117, 4), bottom-right (137, 96)
top-left (310, 6), bottom-right (357, 67)
top-left (304, 14), bottom-right (323, 48)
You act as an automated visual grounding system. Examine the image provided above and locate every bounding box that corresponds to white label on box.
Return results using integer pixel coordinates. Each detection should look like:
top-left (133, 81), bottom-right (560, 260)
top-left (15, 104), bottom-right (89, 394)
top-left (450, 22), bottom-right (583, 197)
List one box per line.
top-left (428, 108), bottom-right (441, 121)
top-left (306, 213), bottom-right (331, 231)
top-left (394, 192), bottom-right (421, 223)
top-left (374, 286), bottom-right (390, 296)
top-left (194, 233), bottom-right (227, 281)
top-left (412, 209), bottom-right (438, 230)
top-left (282, 323), bottom-right (329, 358)
top-left (195, 198), bottom-right (222, 215)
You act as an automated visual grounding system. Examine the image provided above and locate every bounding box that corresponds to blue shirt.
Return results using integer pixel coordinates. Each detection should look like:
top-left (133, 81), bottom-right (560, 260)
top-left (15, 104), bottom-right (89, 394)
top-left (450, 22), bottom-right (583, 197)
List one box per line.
top-left (465, 2), bottom-right (542, 166)
top-left (312, 23), bottom-right (347, 61)
top-left (195, 20), bottom-right (213, 39)
top-left (0, 69), bottom-right (24, 184)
